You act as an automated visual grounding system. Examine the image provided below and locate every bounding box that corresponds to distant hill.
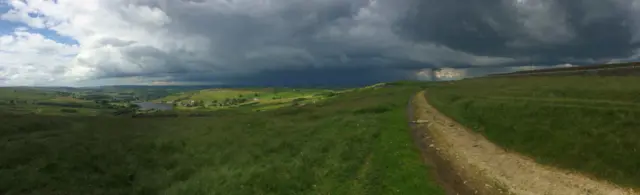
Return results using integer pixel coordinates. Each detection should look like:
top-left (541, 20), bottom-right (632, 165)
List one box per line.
top-left (490, 62), bottom-right (640, 77)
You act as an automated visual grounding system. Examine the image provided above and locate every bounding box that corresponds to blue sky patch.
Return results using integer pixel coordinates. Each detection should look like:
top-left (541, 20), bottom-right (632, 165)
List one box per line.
top-left (0, 4), bottom-right (78, 45)
top-left (0, 20), bottom-right (20, 35)
top-left (0, 5), bottom-right (16, 35)
top-left (30, 27), bottom-right (79, 45)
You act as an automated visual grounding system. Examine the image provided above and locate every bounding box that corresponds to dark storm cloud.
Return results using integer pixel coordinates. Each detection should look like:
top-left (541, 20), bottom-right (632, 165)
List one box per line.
top-left (397, 0), bottom-right (640, 64)
top-left (5, 0), bottom-right (640, 86)
top-left (399, 0), bottom-right (514, 56)
top-left (163, 66), bottom-right (413, 87)
top-left (102, 0), bottom-right (640, 84)
top-left (83, 0), bottom-right (524, 83)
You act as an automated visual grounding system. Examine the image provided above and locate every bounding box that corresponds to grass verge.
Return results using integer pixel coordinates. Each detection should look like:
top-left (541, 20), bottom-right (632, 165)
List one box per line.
top-left (426, 76), bottom-right (640, 188)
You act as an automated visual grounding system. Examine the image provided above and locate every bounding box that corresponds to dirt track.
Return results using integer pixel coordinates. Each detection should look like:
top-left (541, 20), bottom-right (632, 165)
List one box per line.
top-left (409, 91), bottom-right (639, 195)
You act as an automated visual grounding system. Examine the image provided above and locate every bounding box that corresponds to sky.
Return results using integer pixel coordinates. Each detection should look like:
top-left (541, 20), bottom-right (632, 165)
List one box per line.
top-left (1, 0), bottom-right (640, 86)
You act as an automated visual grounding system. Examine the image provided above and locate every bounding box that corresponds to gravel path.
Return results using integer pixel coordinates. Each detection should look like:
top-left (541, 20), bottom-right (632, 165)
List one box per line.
top-left (410, 91), bottom-right (638, 195)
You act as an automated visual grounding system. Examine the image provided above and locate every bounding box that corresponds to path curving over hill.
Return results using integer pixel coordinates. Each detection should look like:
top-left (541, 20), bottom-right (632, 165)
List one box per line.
top-left (409, 91), bottom-right (638, 195)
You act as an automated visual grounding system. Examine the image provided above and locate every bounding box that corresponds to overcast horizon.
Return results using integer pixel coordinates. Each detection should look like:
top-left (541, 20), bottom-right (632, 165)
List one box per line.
top-left (1, 0), bottom-right (640, 86)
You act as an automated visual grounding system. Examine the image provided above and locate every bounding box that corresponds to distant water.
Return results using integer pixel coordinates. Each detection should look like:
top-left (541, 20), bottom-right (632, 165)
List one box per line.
top-left (133, 102), bottom-right (173, 111)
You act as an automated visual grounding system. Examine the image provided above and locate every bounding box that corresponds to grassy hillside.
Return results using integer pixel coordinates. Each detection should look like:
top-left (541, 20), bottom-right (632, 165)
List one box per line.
top-left (0, 87), bottom-right (57, 100)
top-left (0, 83), bottom-right (443, 195)
top-left (0, 88), bottom-right (116, 116)
top-left (427, 77), bottom-right (640, 188)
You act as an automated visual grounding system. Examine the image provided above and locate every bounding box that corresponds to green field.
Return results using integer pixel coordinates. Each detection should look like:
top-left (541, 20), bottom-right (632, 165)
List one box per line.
top-left (157, 88), bottom-right (334, 111)
top-left (427, 77), bottom-right (640, 188)
top-left (158, 89), bottom-right (258, 102)
top-left (159, 88), bottom-right (330, 101)
top-left (0, 88), bottom-right (57, 100)
top-left (0, 83), bottom-right (443, 195)
top-left (0, 88), bottom-right (112, 116)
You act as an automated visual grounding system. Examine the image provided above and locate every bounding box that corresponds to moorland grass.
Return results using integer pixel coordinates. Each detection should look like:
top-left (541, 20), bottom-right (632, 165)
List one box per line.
top-left (426, 76), bottom-right (640, 188)
top-left (0, 83), bottom-right (443, 195)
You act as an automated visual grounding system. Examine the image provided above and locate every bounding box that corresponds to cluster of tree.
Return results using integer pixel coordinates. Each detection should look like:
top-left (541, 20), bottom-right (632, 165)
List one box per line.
top-left (4, 99), bottom-right (37, 105)
top-left (216, 97), bottom-right (251, 107)
top-left (239, 102), bottom-right (260, 107)
top-left (292, 98), bottom-right (308, 102)
top-left (94, 100), bottom-right (110, 105)
top-left (178, 97), bottom-right (253, 108)
top-left (60, 108), bottom-right (78, 113)
top-left (291, 98), bottom-right (308, 106)
top-left (112, 104), bottom-right (140, 116)
top-left (36, 102), bottom-right (86, 108)
top-left (225, 97), bottom-right (249, 105)
top-left (75, 94), bottom-right (112, 100)
top-left (132, 111), bottom-right (179, 118)
top-left (193, 100), bottom-right (206, 107)
top-left (315, 91), bottom-right (337, 98)
top-left (69, 92), bottom-right (141, 102)
top-left (55, 92), bottom-right (72, 96)
top-left (172, 92), bottom-right (264, 108)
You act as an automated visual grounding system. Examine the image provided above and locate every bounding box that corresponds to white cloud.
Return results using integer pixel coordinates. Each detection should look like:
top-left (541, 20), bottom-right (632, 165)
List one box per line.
top-left (435, 68), bottom-right (465, 80)
top-left (554, 63), bottom-right (575, 68)
top-left (0, 29), bottom-right (78, 86)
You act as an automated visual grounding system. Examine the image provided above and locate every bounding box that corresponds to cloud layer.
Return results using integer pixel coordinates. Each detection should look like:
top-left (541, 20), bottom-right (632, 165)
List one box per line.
top-left (1, 0), bottom-right (640, 86)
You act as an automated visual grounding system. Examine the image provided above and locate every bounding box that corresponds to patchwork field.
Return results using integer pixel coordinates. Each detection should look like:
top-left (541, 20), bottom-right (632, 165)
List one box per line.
top-left (156, 88), bottom-right (336, 111)
top-left (426, 76), bottom-right (640, 188)
top-left (0, 86), bottom-right (211, 116)
top-left (0, 88), bottom-right (112, 116)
